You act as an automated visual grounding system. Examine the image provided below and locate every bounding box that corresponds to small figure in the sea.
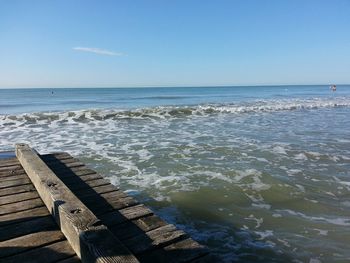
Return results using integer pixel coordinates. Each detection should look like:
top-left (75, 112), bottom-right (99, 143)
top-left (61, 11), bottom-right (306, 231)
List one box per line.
top-left (330, 85), bottom-right (336, 92)
top-left (51, 91), bottom-right (54, 95)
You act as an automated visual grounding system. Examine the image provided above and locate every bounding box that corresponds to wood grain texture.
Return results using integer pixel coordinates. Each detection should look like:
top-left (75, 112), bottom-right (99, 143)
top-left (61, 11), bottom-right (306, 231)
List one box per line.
top-left (0, 191), bottom-right (39, 205)
top-left (0, 206), bottom-right (49, 227)
top-left (139, 238), bottom-right (210, 263)
top-left (0, 198), bottom-right (44, 216)
top-left (0, 240), bottom-right (76, 263)
top-left (0, 184), bottom-right (36, 197)
top-left (16, 144), bottom-right (138, 263)
top-left (0, 215), bottom-right (57, 242)
top-left (0, 230), bottom-right (65, 258)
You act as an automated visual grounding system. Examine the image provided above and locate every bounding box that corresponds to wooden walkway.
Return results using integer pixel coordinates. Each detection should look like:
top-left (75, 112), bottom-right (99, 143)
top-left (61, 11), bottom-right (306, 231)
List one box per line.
top-left (0, 145), bottom-right (213, 263)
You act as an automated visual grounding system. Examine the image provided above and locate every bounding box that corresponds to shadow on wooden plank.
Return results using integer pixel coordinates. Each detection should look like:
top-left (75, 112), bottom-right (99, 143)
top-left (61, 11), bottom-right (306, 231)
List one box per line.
top-left (41, 154), bottom-right (213, 263)
top-left (0, 241), bottom-right (78, 263)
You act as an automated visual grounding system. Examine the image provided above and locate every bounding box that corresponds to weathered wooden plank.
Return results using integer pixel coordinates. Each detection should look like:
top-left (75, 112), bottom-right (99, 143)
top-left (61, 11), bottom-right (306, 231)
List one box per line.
top-left (44, 157), bottom-right (81, 165)
top-left (0, 165), bottom-right (22, 172)
top-left (0, 191), bottom-right (39, 205)
top-left (110, 215), bottom-right (168, 241)
top-left (118, 204), bottom-right (153, 221)
top-left (0, 198), bottom-right (43, 216)
top-left (0, 169), bottom-right (26, 178)
top-left (2, 173), bottom-right (27, 182)
top-left (67, 178), bottom-right (111, 191)
top-left (84, 196), bottom-right (139, 216)
top-left (41, 161), bottom-right (88, 175)
top-left (0, 240), bottom-right (76, 263)
top-left (0, 230), bottom-right (65, 258)
top-left (45, 162), bottom-right (86, 174)
top-left (54, 161), bottom-right (86, 169)
top-left (40, 152), bottom-right (73, 161)
top-left (124, 224), bottom-right (188, 255)
top-left (74, 184), bottom-right (119, 199)
top-left (81, 189), bottom-right (129, 203)
top-left (0, 177), bottom-right (31, 189)
top-left (55, 168), bottom-right (99, 180)
top-left (0, 158), bottom-right (20, 168)
top-left (0, 215), bottom-right (57, 242)
top-left (139, 238), bottom-right (210, 263)
top-left (98, 204), bottom-right (154, 227)
top-left (0, 206), bottom-right (48, 227)
top-left (66, 168), bottom-right (98, 177)
top-left (62, 173), bottom-right (103, 185)
top-left (16, 144), bottom-right (138, 263)
top-left (0, 184), bottom-right (36, 197)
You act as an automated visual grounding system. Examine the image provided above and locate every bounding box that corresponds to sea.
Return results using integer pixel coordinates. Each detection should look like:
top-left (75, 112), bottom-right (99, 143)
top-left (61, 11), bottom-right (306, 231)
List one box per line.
top-left (1, 85), bottom-right (350, 262)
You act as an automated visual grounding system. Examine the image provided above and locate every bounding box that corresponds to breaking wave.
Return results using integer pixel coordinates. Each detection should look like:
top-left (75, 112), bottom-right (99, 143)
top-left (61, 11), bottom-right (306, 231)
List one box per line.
top-left (1, 97), bottom-right (350, 124)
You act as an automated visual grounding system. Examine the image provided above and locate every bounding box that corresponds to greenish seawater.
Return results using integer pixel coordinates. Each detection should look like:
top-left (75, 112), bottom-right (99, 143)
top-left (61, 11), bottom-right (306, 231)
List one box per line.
top-left (1, 86), bottom-right (350, 262)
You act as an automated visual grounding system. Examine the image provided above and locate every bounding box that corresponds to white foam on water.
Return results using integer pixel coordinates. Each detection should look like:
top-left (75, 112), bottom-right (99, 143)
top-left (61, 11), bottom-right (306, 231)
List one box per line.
top-left (276, 209), bottom-right (350, 226)
top-left (272, 213), bottom-right (282, 218)
top-left (252, 203), bottom-right (271, 209)
top-left (272, 146), bottom-right (288, 155)
top-left (277, 238), bottom-right (291, 247)
top-left (339, 155), bottom-right (350, 161)
top-left (313, 228), bottom-right (328, 236)
top-left (245, 214), bottom-right (264, 228)
top-left (287, 169), bottom-right (302, 176)
top-left (256, 157), bottom-right (269, 162)
top-left (255, 230), bottom-right (274, 239)
top-left (1, 95), bottom-right (350, 262)
top-left (341, 201), bottom-right (350, 207)
top-left (295, 184), bottom-right (306, 192)
top-left (294, 153), bottom-right (308, 161)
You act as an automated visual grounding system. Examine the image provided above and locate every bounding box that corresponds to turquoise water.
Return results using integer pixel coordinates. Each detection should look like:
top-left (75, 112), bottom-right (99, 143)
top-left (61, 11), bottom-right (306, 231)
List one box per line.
top-left (1, 85), bottom-right (350, 262)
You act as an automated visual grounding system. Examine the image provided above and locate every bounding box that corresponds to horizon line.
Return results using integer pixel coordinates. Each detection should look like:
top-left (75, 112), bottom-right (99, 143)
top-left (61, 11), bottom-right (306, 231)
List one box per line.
top-left (0, 84), bottom-right (348, 89)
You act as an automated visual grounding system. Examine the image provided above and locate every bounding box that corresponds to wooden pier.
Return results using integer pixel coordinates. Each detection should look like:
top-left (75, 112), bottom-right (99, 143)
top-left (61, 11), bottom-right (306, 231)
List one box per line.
top-left (0, 144), bottom-right (212, 263)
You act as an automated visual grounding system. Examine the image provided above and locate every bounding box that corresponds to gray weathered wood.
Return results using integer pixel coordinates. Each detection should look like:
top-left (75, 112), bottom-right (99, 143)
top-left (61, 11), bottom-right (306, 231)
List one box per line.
top-left (140, 238), bottom-right (210, 263)
top-left (0, 198), bottom-right (44, 216)
top-left (0, 230), bottom-right (65, 258)
top-left (0, 215), bottom-right (57, 242)
top-left (16, 143), bottom-right (138, 263)
top-left (40, 152), bottom-right (72, 161)
top-left (0, 177), bottom-right (31, 189)
top-left (124, 224), bottom-right (188, 255)
top-left (0, 158), bottom-right (20, 168)
top-left (110, 215), bottom-right (168, 241)
top-left (0, 169), bottom-right (26, 178)
top-left (68, 178), bottom-right (111, 191)
top-left (2, 173), bottom-right (27, 182)
top-left (84, 196), bottom-right (139, 216)
top-left (75, 184), bottom-right (119, 198)
top-left (0, 240), bottom-right (76, 263)
top-left (0, 165), bottom-right (22, 172)
top-left (0, 191), bottom-right (39, 205)
top-left (0, 206), bottom-right (48, 227)
top-left (0, 184), bottom-right (36, 197)
top-left (63, 173), bottom-right (103, 184)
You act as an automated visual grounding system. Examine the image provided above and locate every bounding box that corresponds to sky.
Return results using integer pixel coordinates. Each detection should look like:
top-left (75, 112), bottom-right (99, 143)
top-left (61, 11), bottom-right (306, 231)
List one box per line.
top-left (0, 0), bottom-right (350, 88)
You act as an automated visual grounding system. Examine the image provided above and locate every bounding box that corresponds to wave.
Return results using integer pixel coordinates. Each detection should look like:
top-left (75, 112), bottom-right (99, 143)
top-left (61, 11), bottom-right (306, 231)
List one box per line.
top-left (1, 97), bottom-right (350, 124)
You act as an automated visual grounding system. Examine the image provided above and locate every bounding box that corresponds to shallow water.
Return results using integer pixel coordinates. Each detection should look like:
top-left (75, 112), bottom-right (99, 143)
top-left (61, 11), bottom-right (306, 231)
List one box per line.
top-left (1, 86), bottom-right (350, 262)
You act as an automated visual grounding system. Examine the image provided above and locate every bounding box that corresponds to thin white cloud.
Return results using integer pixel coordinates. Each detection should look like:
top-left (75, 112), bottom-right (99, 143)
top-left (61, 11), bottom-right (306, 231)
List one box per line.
top-left (73, 47), bottom-right (123, 56)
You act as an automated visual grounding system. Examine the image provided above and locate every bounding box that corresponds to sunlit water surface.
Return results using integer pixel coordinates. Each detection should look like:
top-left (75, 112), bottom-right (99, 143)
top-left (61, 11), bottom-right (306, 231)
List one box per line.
top-left (1, 86), bottom-right (350, 262)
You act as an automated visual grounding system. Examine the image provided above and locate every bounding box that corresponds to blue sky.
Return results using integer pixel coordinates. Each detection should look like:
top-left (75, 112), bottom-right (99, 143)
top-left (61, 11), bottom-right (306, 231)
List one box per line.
top-left (0, 0), bottom-right (349, 88)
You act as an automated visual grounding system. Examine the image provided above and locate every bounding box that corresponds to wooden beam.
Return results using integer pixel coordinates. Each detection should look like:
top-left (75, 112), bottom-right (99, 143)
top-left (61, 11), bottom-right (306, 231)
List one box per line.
top-left (16, 144), bottom-right (139, 263)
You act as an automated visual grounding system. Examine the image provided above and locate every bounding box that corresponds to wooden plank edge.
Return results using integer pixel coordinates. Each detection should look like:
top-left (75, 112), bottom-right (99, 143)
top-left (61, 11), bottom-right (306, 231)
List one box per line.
top-left (15, 143), bottom-right (139, 263)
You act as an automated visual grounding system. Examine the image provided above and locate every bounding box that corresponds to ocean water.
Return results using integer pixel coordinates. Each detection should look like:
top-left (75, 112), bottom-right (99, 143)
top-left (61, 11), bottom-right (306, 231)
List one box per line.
top-left (1, 85), bottom-right (350, 262)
